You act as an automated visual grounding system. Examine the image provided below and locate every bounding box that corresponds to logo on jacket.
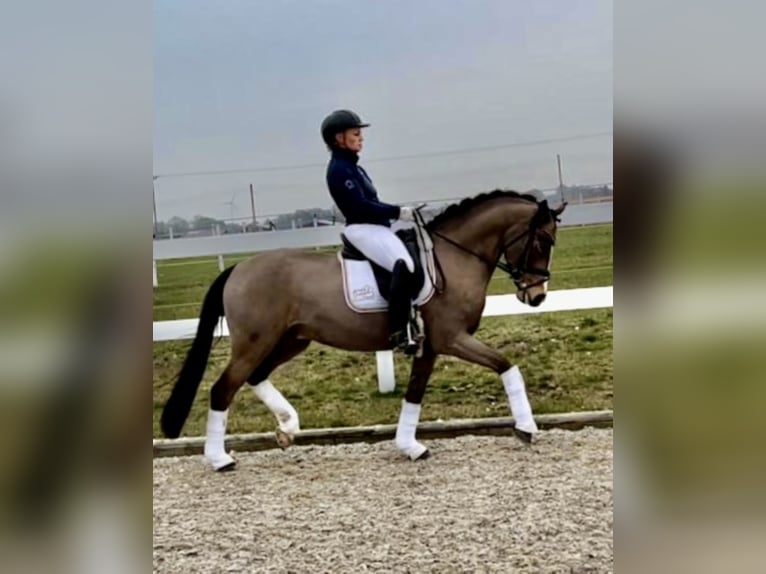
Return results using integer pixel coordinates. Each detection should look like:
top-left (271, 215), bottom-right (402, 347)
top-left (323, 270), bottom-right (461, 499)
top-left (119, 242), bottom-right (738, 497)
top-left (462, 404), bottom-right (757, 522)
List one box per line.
top-left (345, 180), bottom-right (355, 189)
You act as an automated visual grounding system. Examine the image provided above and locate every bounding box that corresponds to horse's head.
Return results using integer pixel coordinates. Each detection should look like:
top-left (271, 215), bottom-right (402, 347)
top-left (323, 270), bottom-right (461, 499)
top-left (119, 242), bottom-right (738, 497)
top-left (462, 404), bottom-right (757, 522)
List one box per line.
top-left (426, 191), bottom-right (568, 306)
top-left (501, 199), bottom-right (567, 307)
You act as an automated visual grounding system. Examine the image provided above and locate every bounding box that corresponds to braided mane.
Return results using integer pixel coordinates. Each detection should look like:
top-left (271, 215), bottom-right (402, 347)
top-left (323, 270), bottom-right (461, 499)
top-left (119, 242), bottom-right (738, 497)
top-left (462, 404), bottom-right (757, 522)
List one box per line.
top-left (426, 189), bottom-right (539, 230)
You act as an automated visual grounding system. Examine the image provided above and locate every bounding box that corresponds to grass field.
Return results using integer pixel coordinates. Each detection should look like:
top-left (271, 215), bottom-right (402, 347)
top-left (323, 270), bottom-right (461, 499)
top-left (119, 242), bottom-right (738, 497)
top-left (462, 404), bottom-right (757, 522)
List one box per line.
top-left (153, 224), bottom-right (612, 438)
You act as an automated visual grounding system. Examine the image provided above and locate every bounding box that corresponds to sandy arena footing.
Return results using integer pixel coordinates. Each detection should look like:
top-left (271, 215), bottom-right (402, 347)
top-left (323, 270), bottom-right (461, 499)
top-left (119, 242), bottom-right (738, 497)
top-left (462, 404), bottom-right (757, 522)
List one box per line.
top-left (153, 428), bottom-right (613, 573)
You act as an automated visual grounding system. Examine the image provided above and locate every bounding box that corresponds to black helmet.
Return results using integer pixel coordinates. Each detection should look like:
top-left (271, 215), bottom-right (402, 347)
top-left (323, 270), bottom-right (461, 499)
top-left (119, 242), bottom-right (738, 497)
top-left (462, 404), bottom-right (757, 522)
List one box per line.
top-left (321, 109), bottom-right (370, 147)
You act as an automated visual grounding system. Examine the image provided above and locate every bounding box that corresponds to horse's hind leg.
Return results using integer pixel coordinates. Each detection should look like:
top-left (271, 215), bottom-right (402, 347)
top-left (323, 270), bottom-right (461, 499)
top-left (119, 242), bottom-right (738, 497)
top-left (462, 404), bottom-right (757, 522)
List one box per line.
top-left (204, 333), bottom-right (281, 471)
top-left (248, 335), bottom-right (310, 448)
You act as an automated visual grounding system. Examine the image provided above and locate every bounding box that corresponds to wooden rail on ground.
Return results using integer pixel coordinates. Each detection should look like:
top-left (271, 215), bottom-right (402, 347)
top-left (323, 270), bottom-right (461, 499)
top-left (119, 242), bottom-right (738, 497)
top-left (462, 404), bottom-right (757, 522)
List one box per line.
top-left (153, 409), bottom-right (613, 459)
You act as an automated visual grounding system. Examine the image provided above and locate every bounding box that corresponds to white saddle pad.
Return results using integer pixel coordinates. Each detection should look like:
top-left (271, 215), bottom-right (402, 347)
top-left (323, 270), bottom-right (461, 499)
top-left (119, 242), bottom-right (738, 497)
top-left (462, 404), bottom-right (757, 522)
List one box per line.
top-left (338, 225), bottom-right (436, 314)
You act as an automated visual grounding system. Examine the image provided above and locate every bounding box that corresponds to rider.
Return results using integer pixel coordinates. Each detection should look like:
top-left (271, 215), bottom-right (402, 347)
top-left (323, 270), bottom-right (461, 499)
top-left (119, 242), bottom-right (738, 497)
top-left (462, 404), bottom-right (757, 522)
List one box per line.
top-left (321, 109), bottom-right (419, 354)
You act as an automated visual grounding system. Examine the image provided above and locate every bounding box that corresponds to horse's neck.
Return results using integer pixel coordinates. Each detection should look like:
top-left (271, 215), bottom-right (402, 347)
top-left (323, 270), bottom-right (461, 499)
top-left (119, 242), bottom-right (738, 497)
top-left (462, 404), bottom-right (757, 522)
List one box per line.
top-left (430, 201), bottom-right (533, 296)
top-left (445, 201), bottom-right (533, 262)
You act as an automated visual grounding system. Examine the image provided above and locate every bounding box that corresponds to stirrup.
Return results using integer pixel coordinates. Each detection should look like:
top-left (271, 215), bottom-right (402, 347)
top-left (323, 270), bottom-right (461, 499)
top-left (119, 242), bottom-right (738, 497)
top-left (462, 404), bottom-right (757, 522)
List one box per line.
top-left (390, 328), bottom-right (418, 356)
top-left (404, 322), bottom-right (420, 355)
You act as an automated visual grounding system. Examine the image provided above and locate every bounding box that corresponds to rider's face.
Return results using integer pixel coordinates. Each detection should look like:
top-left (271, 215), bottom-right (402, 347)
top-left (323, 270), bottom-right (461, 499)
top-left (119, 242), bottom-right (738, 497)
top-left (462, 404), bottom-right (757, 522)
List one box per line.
top-left (336, 128), bottom-right (364, 152)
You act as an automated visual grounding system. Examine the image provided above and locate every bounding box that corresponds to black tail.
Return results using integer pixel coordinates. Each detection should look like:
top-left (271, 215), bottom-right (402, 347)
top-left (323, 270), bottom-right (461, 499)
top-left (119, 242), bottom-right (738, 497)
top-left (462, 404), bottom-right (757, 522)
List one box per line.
top-left (160, 265), bottom-right (236, 438)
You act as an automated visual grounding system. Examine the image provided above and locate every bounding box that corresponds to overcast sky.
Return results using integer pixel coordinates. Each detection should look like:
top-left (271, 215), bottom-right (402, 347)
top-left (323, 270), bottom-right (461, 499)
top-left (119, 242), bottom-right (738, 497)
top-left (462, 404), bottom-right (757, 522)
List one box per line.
top-left (153, 0), bottom-right (612, 222)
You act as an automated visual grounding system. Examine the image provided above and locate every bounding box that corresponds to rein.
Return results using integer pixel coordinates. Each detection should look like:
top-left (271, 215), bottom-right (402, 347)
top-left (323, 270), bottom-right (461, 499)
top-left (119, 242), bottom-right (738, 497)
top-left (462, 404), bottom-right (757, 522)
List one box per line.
top-left (421, 205), bottom-right (554, 295)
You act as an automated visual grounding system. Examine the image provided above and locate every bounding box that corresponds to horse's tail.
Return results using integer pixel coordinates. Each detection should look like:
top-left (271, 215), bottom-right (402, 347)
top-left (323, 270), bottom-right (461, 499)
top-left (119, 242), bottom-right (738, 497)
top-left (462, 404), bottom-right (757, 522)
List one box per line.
top-left (160, 265), bottom-right (236, 438)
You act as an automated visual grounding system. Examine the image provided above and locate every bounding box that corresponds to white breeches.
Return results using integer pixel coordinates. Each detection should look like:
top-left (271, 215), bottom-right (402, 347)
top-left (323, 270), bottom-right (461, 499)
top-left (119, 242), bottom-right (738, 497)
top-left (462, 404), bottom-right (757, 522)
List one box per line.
top-left (344, 224), bottom-right (415, 273)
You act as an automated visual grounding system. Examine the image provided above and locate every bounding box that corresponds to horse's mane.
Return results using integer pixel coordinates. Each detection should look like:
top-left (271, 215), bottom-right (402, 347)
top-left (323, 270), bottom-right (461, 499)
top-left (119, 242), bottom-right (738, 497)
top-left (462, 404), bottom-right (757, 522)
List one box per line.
top-left (425, 189), bottom-right (539, 231)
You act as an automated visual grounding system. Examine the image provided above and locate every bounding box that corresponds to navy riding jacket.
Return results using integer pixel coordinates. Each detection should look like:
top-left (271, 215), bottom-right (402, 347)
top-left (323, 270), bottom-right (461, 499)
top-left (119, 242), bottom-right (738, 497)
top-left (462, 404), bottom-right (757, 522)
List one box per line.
top-left (326, 148), bottom-right (401, 226)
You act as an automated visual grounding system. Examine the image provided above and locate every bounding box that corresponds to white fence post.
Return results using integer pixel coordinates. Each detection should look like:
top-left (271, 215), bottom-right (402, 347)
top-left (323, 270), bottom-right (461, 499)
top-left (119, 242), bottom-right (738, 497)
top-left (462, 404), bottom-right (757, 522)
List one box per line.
top-left (153, 260), bottom-right (158, 288)
top-left (214, 224), bottom-right (225, 271)
top-left (376, 351), bottom-right (396, 393)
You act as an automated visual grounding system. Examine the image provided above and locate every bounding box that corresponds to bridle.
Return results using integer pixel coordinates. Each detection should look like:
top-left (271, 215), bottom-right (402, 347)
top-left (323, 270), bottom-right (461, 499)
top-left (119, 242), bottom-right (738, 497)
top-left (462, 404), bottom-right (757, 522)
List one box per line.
top-left (422, 204), bottom-right (557, 295)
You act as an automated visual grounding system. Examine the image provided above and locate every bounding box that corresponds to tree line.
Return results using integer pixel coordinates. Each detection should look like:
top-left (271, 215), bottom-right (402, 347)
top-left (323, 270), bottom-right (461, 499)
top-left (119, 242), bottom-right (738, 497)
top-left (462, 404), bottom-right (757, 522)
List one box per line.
top-left (154, 208), bottom-right (339, 238)
top-left (154, 185), bottom-right (612, 238)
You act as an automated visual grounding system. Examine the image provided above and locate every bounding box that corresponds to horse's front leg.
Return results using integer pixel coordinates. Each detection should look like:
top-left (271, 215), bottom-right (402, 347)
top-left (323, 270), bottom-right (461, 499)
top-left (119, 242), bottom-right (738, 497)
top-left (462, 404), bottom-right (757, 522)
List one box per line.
top-left (395, 345), bottom-right (437, 461)
top-left (444, 332), bottom-right (538, 441)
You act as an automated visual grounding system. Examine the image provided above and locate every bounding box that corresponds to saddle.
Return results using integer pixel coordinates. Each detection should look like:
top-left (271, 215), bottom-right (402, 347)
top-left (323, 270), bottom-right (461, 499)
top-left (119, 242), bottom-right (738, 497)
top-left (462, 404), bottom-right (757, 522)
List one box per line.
top-left (337, 224), bottom-right (436, 314)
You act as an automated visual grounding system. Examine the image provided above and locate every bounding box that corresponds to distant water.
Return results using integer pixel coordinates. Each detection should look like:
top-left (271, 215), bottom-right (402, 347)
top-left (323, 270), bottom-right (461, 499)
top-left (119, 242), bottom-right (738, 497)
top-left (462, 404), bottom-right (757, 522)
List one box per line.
top-left (559, 202), bottom-right (612, 227)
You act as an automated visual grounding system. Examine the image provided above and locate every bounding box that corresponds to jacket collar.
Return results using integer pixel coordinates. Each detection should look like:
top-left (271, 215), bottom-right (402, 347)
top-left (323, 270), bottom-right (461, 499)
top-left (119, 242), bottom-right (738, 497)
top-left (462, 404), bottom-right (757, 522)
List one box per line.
top-left (331, 147), bottom-right (359, 165)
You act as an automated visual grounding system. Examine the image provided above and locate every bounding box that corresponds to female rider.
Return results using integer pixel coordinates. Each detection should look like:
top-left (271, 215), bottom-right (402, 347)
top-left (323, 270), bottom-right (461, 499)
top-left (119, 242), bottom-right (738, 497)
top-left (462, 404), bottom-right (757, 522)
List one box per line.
top-left (321, 109), bottom-right (418, 354)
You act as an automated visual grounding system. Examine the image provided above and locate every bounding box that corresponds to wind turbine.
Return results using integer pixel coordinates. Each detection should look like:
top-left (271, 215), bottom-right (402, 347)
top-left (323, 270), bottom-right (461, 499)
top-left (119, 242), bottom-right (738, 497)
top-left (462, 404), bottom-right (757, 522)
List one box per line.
top-left (223, 191), bottom-right (237, 223)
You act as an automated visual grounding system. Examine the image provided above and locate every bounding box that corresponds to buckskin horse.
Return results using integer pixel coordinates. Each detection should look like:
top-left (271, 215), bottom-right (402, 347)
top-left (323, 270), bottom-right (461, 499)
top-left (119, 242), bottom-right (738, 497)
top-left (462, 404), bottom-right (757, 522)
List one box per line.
top-left (161, 190), bottom-right (566, 470)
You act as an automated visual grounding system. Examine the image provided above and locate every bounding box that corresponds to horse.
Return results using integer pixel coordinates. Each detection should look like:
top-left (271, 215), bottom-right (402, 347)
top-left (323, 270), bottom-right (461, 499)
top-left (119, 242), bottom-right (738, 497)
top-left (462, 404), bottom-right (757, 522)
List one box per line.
top-left (160, 190), bottom-right (566, 470)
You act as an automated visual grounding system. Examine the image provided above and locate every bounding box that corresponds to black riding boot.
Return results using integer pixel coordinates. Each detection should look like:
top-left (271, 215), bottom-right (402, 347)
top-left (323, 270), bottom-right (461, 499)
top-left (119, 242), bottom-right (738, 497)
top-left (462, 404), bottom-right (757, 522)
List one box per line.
top-left (389, 259), bottom-right (418, 355)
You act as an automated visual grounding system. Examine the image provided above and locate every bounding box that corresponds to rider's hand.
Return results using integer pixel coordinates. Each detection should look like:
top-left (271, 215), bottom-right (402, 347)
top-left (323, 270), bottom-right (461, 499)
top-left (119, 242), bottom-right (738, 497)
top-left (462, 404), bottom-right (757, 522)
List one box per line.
top-left (399, 206), bottom-right (415, 221)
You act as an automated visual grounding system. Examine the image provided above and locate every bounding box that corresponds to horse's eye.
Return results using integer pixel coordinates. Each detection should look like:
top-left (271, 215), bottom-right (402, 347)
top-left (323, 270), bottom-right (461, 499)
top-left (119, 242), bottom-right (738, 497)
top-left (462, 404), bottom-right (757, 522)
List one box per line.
top-left (537, 232), bottom-right (555, 247)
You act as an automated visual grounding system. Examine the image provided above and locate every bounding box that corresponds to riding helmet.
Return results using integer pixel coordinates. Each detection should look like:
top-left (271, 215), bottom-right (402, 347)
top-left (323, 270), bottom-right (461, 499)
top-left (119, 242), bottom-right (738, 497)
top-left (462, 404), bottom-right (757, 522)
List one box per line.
top-left (321, 109), bottom-right (370, 147)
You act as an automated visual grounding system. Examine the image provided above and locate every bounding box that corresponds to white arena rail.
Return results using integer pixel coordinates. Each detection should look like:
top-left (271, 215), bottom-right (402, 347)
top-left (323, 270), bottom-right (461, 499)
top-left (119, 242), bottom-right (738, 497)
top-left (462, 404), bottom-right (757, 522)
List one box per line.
top-left (153, 286), bottom-right (612, 393)
top-left (152, 202), bottom-right (612, 286)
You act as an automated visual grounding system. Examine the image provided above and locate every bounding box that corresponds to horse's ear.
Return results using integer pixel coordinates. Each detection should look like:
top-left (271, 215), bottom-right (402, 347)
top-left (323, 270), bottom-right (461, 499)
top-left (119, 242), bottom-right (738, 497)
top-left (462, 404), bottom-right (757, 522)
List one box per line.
top-left (552, 201), bottom-right (568, 218)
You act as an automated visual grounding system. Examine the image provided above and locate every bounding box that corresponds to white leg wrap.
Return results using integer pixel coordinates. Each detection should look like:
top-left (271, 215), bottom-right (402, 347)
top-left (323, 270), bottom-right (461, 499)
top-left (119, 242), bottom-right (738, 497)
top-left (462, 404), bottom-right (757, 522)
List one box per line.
top-left (252, 380), bottom-right (300, 435)
top-left (501, 366), bottom-right (539, 433)
top-left (395, 400), bottom-right (428, 460)
top-left (204, 409), bottom-right (235, 470)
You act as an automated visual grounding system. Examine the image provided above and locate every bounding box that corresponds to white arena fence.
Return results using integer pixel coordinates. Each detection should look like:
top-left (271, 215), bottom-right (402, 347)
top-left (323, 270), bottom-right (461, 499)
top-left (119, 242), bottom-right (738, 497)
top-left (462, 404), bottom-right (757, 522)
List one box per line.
top-left (152, 201), bottom-right (612, 287)
top-left (153, 286), bottom-right (613, 393)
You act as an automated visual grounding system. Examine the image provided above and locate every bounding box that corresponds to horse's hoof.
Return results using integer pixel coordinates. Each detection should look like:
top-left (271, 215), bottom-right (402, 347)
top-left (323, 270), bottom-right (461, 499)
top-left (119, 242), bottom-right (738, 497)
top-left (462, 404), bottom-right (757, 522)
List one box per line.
top-left (401, 442), bottom-right (429, 461)
top-left (275, 428), bottom-right (294, 449)
top-left (513, 427), bottom-right (533, 445)
top-left (206, 451), bottom-right (236, 471)
top-left (215, 461), bottom-right (237, 472)
top-left (415, 449), bottom-right (430, 461)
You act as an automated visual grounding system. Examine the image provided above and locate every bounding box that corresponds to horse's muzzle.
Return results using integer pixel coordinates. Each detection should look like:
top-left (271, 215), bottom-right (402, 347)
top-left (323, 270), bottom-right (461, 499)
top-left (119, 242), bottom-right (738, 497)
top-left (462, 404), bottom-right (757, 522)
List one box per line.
top-left (529, 293), bottom-right (546, 307)
top-left (518, 290), bottom-right (546, 307)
